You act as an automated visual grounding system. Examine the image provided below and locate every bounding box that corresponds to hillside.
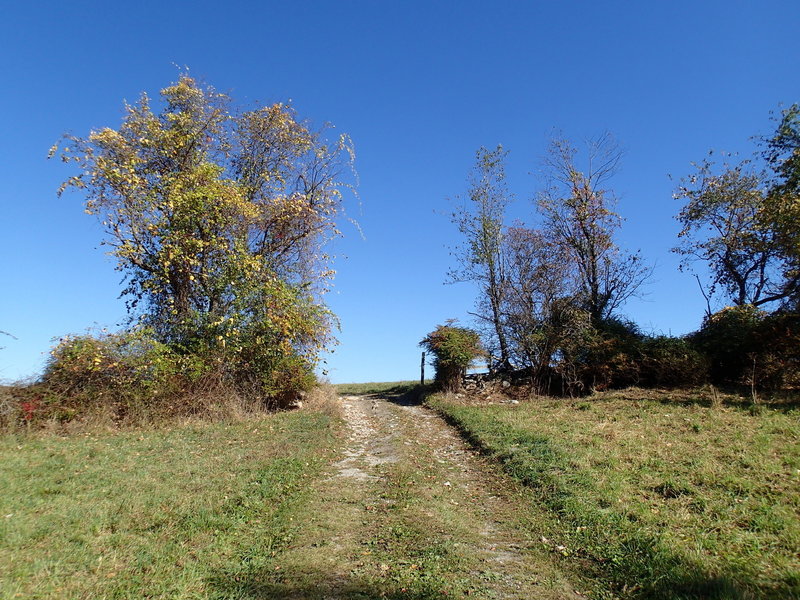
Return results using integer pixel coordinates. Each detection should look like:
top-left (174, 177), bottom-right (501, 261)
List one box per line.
top-left (2, 383), bottom-right (797, 598)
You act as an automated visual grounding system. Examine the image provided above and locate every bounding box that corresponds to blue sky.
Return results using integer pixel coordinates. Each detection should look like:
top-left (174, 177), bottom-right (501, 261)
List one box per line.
top-left (1, 1), bottom-right (798, 383)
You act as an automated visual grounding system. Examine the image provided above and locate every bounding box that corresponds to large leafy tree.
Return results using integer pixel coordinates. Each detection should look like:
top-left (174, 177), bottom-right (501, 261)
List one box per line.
top-left (674, 104), bottom-right (800, 311)
top-left (673, 156), bottom-right (795, 308)
top-left (536, 134), bottom-right (649, 324)
top-left (53, 75), bottom-right (354, 384)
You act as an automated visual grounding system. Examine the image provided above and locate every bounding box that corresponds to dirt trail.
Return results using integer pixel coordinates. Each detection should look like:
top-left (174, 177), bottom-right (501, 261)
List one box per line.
top-left (332, 396), bottom-right (400, 479)
top-left (266, 393), bottom-right (586, 599)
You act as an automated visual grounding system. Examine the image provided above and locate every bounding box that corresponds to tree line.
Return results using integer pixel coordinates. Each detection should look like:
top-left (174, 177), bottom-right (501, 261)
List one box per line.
top-left (433, 108), bottom-right (799, 394)
top-left (5, 74), bottom-right (797, 425)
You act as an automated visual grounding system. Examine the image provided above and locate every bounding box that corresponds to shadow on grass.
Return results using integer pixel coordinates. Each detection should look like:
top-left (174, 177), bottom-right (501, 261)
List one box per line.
top-left (651, 574), bottom-right (750, 600)
top-left (651, 564), bottom-right (800, 599)
top-left (590, 386), bottom-right (800, 414)
top-left (207, 570), bottom-right (453, 600)
top-left (367, 383), bottom-right (432, 407)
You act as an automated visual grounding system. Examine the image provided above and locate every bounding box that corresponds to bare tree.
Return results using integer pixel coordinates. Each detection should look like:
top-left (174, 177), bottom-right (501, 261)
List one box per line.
top-left (501, 225), bottom-right (587, 387)
top-left (449, 146), bottom-right (513, 370)
top-left (536, 134), bottom-right (650, 324)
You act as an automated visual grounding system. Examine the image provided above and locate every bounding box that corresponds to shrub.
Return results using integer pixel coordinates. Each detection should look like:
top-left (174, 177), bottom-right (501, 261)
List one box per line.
top-left (262, 354), bottom-right (317, 408)
top-left (420, 322), bottom-right (483, 392)
top-left (22, 325), bottom-right (321, 427)
top-left (750, 311), bottom-right (800, 389)
top-left (557, 317), bottom-right (643, 393)
top-left (553, 320), bottom-right (709, 394)
top-left (689, 305), bottom-right (764, 385)
top-left (37, 328), bottom-right (196, 423)
top-left (688, 306), bottom-right (800, 390)
top-left (639, 336), bottom-right (709, 388)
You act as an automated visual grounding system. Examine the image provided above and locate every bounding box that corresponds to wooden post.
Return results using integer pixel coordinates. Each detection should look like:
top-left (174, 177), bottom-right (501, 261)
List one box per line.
top-left (420, 351), bottom-right (426, 386)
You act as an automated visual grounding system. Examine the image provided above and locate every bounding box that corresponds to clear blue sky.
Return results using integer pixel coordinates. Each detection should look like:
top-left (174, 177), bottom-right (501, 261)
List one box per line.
top-left (1, 1), bottom-right (797, 383)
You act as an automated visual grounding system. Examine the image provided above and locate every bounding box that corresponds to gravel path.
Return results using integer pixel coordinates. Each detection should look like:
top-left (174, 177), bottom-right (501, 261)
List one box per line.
top-left (256, 392), bottom-right (586, 598)
top-left (322, 394), bottom-right (585, 599)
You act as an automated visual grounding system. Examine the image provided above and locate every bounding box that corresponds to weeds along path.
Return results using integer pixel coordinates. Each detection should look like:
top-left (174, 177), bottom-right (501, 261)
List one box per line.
top-left (263, 393), bottom-right (587, 599)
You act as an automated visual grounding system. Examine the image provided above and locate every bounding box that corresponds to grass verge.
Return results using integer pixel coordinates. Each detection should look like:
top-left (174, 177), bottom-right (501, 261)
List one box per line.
top-left (0, 401), bottom-right (340, 599)
top-left (429, 388), bottom-right (800, 599)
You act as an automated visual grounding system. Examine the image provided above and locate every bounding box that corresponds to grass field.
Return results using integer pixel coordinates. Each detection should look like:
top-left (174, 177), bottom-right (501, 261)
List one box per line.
top-left (0, 407), bottom-right (339, 599)
top-left (4, 381), bottom-right (798, 599)
top-left (429, 388), bottom-right (800, 599)
top-left (334, 381), bottom-right (424, 396)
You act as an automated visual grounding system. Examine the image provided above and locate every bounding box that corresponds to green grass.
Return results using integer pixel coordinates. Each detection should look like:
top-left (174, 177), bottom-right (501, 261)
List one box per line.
top-left (429, 388), bottom-right (800, 599)
top-left (334, 381), bottom-right (425, 396)
top-left (348, 461), bottom-right (474, 598)
top-left (0, 410), bottom-right (339, 599)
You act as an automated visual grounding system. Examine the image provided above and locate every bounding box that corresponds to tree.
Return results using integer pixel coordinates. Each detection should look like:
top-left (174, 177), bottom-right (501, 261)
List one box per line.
top-left (536, 134), bottom-right (649, 324)
top-left (763, 103), bottom-right (800, 306)
top-left (52, 75), bottom-right (355, 396)
top-left (673, 155), bottom-right (796, 308)
top-left (420, 322), bottom-right (483, 391)
top-left (500, 225), bottom-right (583, 386)
top-left (765, 103), bottom-right (800, 196)
top-left (449, 146), bottom-right (513, 370)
